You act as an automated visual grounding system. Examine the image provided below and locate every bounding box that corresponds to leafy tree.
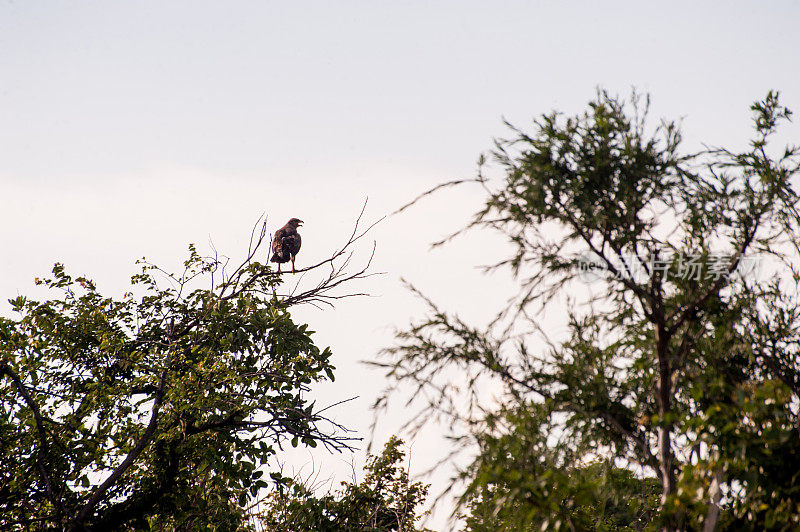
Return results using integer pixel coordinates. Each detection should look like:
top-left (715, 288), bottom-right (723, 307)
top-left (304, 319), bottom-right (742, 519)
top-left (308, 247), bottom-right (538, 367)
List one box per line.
top-left (0, 214), bottom-right (375, 530)
top-left (375, 90), bottom-right (800, 530)
top-left (260, 436), bottom-right (430, 531)
top-left (460, 404), bottom-right (661, 531)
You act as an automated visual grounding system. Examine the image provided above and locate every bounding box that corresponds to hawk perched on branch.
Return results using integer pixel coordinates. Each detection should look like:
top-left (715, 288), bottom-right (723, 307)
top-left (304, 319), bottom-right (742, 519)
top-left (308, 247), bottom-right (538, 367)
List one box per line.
top-left (271, 218), bottom-right (303, 273)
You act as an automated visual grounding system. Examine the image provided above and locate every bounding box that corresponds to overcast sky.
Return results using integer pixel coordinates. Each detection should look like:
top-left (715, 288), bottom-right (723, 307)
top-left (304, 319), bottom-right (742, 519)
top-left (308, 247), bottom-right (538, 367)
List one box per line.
top-left (2, 2), bottom-right (799, 529)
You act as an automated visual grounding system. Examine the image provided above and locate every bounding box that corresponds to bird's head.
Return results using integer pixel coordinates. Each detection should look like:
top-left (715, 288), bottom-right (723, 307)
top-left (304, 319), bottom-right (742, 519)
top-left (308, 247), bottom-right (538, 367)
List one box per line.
top-left (287, 218), bottom-right (304, 228)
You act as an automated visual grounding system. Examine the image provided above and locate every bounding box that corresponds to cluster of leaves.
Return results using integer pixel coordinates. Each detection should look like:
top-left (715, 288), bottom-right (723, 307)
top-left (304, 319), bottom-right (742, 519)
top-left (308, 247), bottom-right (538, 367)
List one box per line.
top-left (460, 404), bottom-right (661, 531)
top-left (375, 90), bottom-right (800, 530)
top-left (0, 231), bottom-right (361, 530)
top-left (676, 280), bottom-right (800, 530)
top-left (259, 436), bottom-right (430, 531)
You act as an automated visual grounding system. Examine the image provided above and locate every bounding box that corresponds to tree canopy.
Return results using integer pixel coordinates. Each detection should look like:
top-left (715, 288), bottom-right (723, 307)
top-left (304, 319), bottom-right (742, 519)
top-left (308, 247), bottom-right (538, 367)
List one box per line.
top-left (375, 90), bottom-right (800, 530)
top-left (260, 436), bottom-right (430, 531)
top-left (0, 215), bottom-right (375, 530)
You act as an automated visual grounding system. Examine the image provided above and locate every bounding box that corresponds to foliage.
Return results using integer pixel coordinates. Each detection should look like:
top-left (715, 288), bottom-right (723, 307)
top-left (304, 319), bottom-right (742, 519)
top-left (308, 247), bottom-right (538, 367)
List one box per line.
top-left (0, 216), bottom-right (375, 531)
top-left (461, 403), bottom-right (661, 532)
top-left (374, 90), bottom-right (800, 530)
top-left (259, 436), bottom-right (430, 531)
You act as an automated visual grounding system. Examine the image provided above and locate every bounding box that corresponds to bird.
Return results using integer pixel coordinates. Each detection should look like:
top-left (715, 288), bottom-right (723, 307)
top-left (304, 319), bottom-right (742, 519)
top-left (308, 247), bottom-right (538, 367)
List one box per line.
top-left (270, 218), bottom-right (303, 273)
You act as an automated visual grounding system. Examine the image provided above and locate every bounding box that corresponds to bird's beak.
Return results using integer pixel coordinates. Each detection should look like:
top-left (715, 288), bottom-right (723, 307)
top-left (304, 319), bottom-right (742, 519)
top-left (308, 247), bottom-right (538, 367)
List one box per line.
top-left (298, 220), bottom-right (304, 226)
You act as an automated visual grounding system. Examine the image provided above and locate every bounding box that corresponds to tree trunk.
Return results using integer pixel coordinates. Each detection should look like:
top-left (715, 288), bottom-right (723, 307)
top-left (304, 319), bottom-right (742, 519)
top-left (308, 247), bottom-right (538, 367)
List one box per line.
top-left (655, 326), bottom-right (677, 531)
top-left (703, 468), bottom-right (723, 532)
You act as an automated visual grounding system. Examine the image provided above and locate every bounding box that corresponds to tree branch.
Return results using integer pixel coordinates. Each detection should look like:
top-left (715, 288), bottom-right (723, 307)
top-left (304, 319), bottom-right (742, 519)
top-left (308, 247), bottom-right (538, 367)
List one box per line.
top-left (0, 363), bottom-right (64, 520)
top-left (70, 367), bottom-right (169, 530)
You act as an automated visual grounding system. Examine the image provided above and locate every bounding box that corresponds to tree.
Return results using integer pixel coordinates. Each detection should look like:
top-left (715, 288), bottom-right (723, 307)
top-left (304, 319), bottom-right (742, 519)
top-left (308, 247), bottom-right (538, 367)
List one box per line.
top-left (374, 91), bottom-right (800, 530)
top-left (0, 212), bottom-right (377, 530)
top-left (259, 436), bottom-right (430, 531)
top-left (459, 404), bottom-right (661, 531)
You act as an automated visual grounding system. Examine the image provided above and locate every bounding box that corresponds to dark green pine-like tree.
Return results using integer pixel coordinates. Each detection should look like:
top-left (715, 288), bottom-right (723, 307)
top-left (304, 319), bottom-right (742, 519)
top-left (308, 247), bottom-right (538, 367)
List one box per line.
top-left (0, 214), bottom-right (376, 531)
top-left (374, 90), bottom-right (800, 531)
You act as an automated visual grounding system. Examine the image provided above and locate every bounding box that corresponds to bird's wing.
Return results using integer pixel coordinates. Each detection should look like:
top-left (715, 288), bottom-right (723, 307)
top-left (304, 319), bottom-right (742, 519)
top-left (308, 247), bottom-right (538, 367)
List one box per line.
top-left (272, 227), bottom-right (287, 253)
top-left (287, 232), bottom-right (301, 256)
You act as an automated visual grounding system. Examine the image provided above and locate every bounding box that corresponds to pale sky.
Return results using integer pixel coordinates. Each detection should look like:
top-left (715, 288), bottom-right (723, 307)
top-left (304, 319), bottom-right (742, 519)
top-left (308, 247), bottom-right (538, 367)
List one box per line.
top-left (2, 2), bottom-right (799, 529)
